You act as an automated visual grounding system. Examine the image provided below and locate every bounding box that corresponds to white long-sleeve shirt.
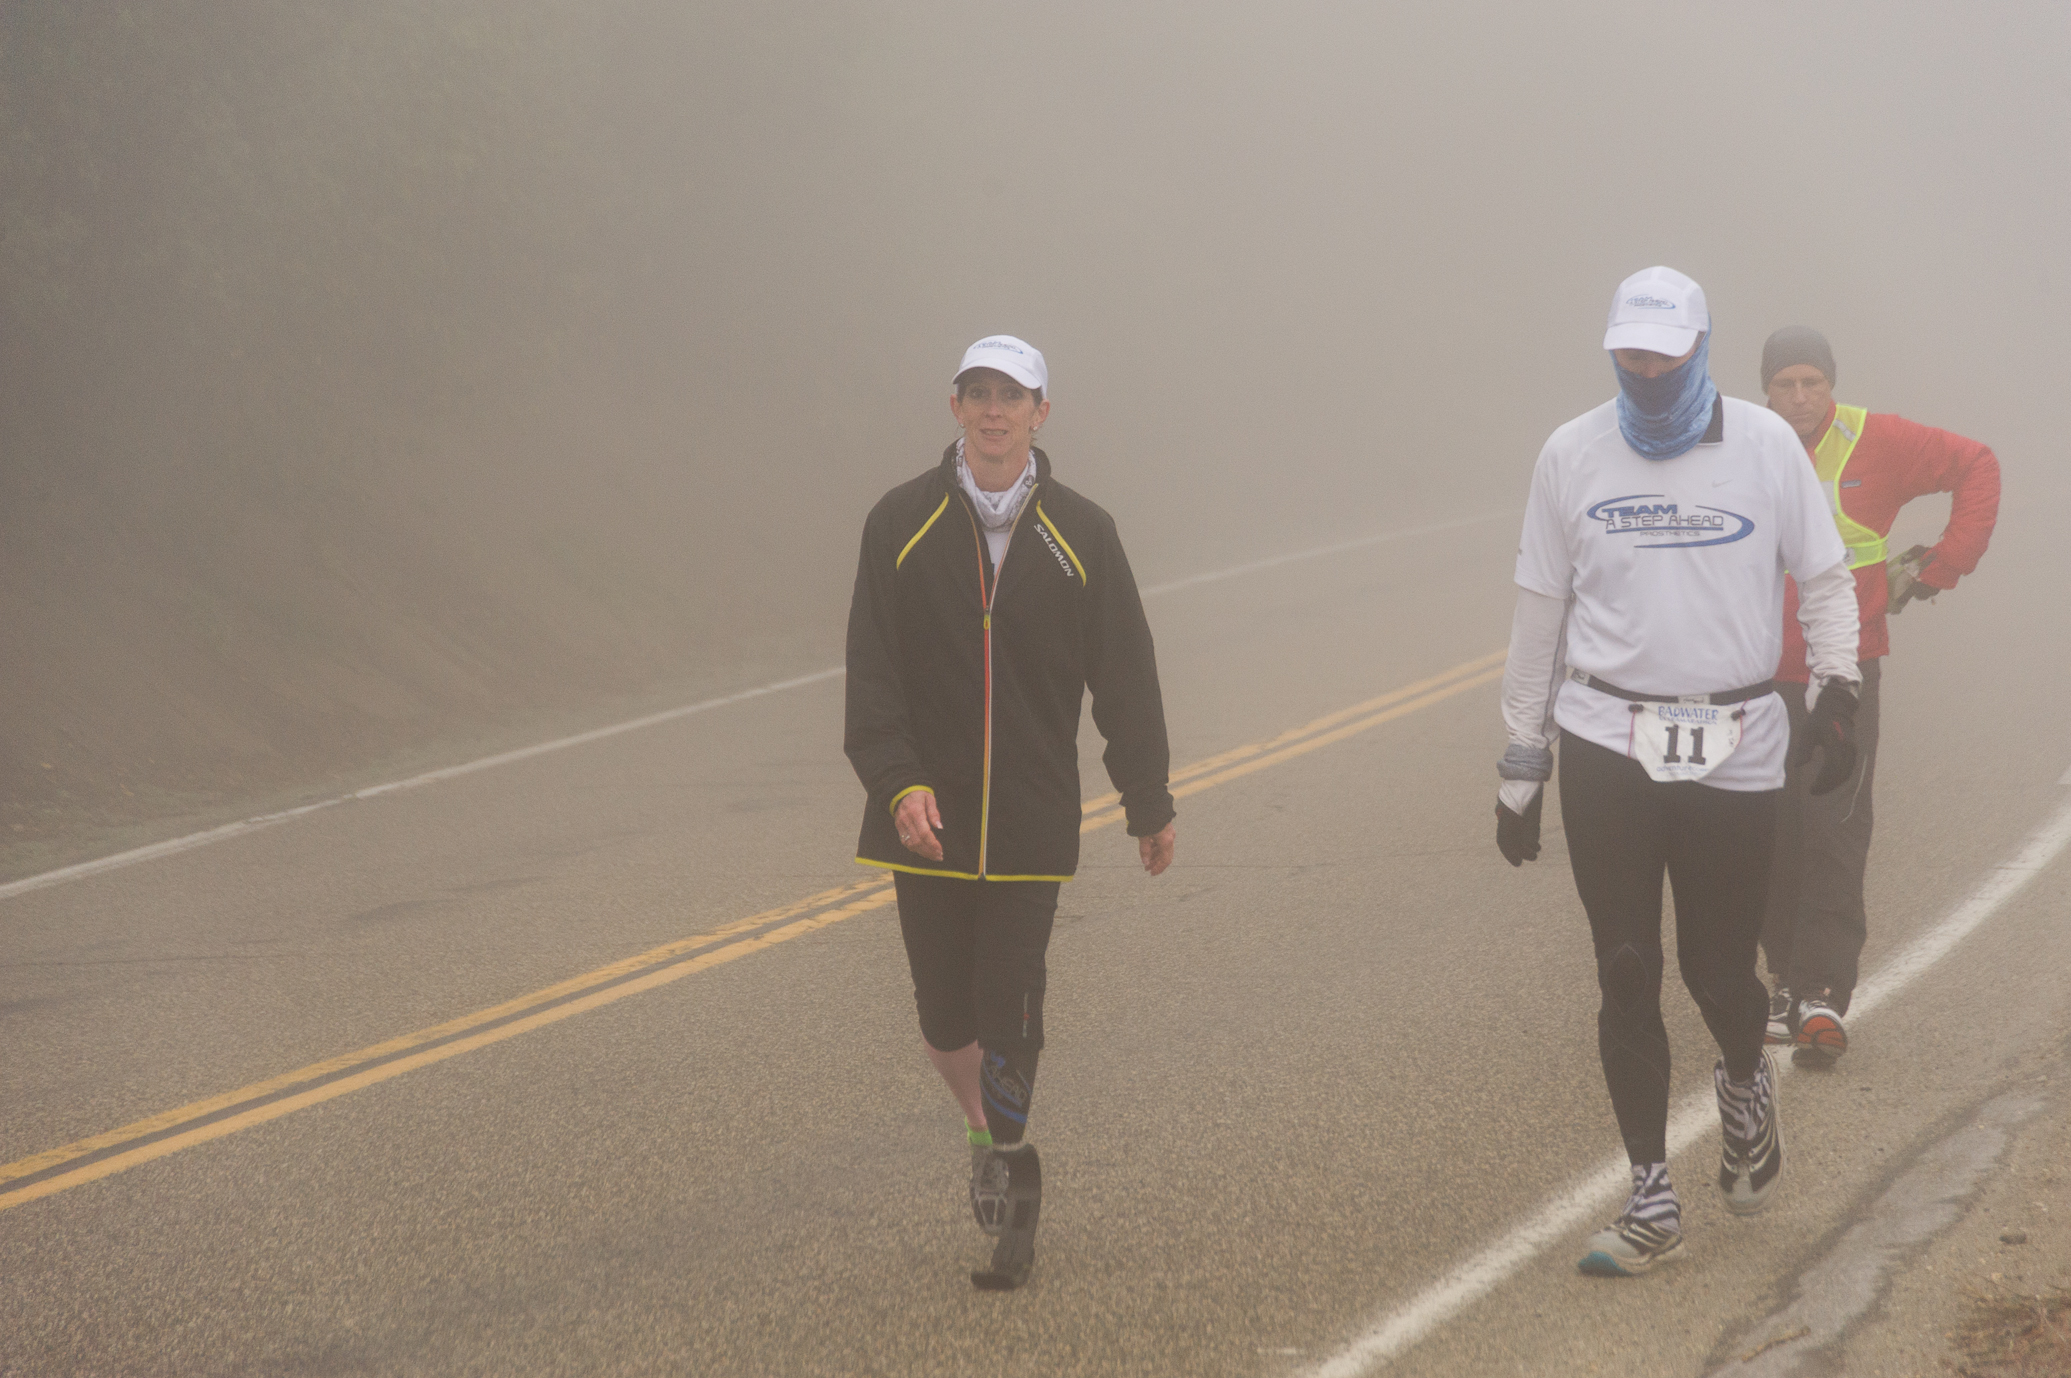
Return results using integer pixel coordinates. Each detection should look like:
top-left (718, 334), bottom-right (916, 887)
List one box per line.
top-left (1500, 396), bottom-right (1861, 800)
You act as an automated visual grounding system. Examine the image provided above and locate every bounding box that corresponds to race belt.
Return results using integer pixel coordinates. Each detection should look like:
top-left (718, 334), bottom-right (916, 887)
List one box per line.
top-left (1568, 669), bottom-right (1776, 707)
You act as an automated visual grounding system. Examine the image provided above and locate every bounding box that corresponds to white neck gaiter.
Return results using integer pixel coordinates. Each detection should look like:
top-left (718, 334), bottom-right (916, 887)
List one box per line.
top-left (955, 439), bottom-right (1036, 572)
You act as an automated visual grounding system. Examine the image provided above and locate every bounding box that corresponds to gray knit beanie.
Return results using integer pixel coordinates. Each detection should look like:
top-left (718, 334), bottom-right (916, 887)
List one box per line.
top-left (1761, 326), bottom-right (1836, 389)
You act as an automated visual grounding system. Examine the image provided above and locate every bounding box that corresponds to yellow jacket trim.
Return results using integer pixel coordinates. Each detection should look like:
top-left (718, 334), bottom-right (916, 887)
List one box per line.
top-left (855, 857), bottom-right (1075, 883)
top-left (1812, 405), bottom-right (1890, 569)
top-left (896, 495), bottom-right (952, 569)
top-left (856, 856), bottom-right (981, 880)
top-left (1036, 502), bottom-right (1087, 585)
top-left (887, 784), bottom-right (935, 815)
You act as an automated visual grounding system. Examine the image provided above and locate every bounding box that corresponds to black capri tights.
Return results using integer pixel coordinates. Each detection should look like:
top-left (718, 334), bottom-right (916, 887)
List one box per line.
top-left (1560, 731), bottom-right (1778, 1165)
top-left (893, 872), bottom-right (1058, 1051)
top-left (894, 872), bottom-right (1058, 1143)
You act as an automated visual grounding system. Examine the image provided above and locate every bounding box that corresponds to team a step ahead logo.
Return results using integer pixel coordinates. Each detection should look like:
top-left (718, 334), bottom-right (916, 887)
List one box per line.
top-left (1588, 493), bottom-right (1756, 549)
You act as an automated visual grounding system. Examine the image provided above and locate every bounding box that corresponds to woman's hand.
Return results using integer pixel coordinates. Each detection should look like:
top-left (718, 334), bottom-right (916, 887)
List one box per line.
top-left (1139, 824), bottom-right (1176, 876)
top-left (894, 790), bottom-right (945, 862)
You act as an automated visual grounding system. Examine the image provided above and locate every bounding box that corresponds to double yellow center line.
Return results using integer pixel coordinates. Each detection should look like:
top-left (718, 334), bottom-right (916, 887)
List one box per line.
top-left (0, 649), bottom-right (1505, 1211)
top-left (1079, 649), bottom-right (1506, 829)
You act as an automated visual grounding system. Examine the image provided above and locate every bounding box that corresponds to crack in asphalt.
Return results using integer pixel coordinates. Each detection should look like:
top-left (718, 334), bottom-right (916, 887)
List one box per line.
top-left (1711, 1084), bottom-right (2054, 1376)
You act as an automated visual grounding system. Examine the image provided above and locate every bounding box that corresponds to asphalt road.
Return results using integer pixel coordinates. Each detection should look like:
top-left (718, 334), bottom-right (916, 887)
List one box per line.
top-left (4, 511), bottom-right (2067, 1377)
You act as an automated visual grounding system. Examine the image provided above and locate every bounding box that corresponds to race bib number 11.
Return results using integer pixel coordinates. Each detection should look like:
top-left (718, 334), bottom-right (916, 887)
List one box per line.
top-left (1629, 701), bottom-right (1744, 783)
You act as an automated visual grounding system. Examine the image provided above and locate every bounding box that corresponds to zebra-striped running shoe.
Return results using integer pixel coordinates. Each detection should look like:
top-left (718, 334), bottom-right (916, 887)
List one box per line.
top-left (1716, 1048), bottom-right (1785, 1216)
top-left (1578, 1163), bottom-right (1684, 1277)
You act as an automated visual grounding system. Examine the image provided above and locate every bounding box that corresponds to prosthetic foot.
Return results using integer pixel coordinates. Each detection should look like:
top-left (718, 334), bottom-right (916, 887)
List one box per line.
top-left (969, 1143), bottom-right (1041, 1291)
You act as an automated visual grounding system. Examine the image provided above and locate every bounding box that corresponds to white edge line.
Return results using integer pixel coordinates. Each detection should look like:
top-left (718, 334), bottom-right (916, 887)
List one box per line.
top-left (1308, 787), bottom-right (2071, 1378)
top-left (0, 670), bottom-right (848, 904)
top-left (1137, 510), bottom-right (1513, 597)
top-left (0, 808), bottom-right (338, 904)
top-left (3, 514), bottom-right (1507, 905)
top-left (347, 667), bottom-right (847, 799)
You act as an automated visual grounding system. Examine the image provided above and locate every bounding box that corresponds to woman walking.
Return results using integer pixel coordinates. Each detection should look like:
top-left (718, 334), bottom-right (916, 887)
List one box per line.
top-left (844, 335), bottom-right (1177, 1289)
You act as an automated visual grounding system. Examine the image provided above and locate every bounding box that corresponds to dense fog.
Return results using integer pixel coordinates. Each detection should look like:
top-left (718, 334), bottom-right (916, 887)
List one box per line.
top-left (4, 1), bottom-right (2064, 861)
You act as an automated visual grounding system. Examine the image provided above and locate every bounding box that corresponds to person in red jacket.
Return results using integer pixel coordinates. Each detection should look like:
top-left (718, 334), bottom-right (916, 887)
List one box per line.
top-left (1758, 326), bottom-right (2001, 1061)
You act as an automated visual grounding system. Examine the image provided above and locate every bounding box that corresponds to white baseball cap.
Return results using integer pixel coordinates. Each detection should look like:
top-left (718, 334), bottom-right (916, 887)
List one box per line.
top-left (1603, 266), bottom-right (1708, 356)
top-left (953, 335), bottom-right (1047, 393)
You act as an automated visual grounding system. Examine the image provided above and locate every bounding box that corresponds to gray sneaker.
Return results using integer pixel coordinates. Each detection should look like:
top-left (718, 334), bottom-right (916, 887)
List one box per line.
top-left (1794, 993), bottom-right (1847, 1060)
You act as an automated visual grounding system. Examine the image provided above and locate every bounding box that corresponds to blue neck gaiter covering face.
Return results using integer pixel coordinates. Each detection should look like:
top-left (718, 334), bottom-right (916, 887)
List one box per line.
top-left (1613, 332), bottom-right (1717, 460)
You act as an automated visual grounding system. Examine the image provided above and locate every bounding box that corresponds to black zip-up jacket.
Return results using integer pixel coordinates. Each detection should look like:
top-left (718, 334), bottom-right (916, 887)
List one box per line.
top-left (845, 445), bottom-right (1174, 880)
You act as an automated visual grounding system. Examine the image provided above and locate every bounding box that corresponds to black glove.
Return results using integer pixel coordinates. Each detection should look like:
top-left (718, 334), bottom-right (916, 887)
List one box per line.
top-left (1887, 544), bottom-right (1943, 615)
top-left (1889, 576), bottom-right (1946, 614)
top-left (1794, 682), bottom-right (1860, 795)
top-left (1495, 788), bottom-right (1543, 867)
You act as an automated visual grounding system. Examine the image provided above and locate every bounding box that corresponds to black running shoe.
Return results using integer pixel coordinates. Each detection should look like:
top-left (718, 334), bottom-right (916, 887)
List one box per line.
top-left (970, 1139), bottom-right (1009, 1236)
top-left (971, 1143), bottom-right (1042, 1291)
top-left (1764, 983), bottom-right (1794, 1047)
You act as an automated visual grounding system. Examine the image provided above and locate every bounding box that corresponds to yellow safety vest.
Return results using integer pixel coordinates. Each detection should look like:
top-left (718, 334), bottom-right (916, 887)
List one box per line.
top-left (1812, 404), bottom-right (1889, 569)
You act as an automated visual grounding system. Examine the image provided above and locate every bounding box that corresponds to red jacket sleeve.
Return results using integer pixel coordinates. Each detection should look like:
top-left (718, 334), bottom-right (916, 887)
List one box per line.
top-left (1880, 415), bottom-right (2001, 589)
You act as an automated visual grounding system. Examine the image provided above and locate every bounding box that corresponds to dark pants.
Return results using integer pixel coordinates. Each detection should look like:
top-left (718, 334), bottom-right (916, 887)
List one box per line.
top-left (892, 871), bottom-right (1058, 1055)
top-left (1561, 731), bottom-right (1779, 1166)
top-left (1759, 659), bottom-right (1881, 1014)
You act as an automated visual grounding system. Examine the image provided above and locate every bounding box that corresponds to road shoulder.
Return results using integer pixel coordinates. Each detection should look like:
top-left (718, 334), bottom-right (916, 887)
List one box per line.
top-left (1857, 1048), bottom-right (2071, 1376)
top-left (1718, 1038), bottom-right (2071, 1376)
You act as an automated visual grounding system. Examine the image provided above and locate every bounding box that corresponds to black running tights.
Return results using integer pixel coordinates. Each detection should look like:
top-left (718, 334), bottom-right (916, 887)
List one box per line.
top-left (893, 871), bottom-right (1057, 1141)
top-left (1560, 731), bottom-right (1778, 1165)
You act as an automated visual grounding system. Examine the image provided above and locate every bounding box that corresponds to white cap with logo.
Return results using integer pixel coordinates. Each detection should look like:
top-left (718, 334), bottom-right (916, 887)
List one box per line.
top-left (1603, 266), bottom-right (1708, 356)
top-left (954, 335), bottom-right (1048, 393)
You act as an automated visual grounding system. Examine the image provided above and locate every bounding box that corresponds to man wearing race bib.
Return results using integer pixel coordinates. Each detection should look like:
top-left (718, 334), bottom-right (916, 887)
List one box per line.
top-left (1755, 327), bottom-right (2001, 1062)
top-left (1493, 268), bottom-right (1864, 1278)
